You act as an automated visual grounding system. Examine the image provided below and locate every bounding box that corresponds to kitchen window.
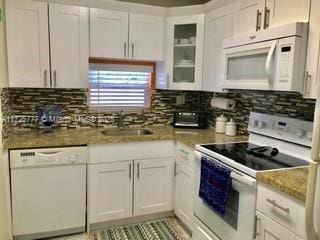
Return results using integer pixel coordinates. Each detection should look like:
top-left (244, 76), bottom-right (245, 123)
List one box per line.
top-left (88, 59), bottom-right (155, 111)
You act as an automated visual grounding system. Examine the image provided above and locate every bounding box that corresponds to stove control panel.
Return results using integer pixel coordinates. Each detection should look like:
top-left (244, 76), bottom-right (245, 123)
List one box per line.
top-left (248, 112), bottom-right (313, 147)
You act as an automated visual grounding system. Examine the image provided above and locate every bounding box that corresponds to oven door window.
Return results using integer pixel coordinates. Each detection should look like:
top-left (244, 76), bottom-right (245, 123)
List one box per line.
top-left (220, 187), bottom-right (239, 230)
top-left (176, 113), bottom-right (197, 124)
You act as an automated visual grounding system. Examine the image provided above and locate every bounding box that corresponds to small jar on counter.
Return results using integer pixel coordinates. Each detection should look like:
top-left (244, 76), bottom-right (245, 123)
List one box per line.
top-left (215, 115), bottom-right (228, 134)
top-left (225, 119), bottom-right (237, 136)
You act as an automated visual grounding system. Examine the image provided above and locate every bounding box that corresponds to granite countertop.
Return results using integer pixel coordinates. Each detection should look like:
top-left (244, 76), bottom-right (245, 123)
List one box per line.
top-left (257, 167), bottom-right (309, 203)
top-left (3, 126), bottom-right (248, 149)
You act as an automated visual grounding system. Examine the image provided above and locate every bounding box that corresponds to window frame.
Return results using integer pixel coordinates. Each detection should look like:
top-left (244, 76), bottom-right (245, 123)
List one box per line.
top-left (88, 58), bottom-right (156, 113)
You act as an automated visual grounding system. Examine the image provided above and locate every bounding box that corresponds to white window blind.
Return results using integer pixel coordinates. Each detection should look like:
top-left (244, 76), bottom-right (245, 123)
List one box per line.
top-left (89, 63), bottom-right (153, 109)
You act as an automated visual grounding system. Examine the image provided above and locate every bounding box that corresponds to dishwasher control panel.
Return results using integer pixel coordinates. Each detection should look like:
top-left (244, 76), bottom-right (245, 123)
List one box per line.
top-left (10, 146), bottom-right (87, 168)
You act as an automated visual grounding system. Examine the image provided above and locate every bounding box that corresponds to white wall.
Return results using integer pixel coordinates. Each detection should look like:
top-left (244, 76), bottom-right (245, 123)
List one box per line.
top-left (0, 0), bottom-right (8, 87)
top-left (0, 0), bottom-right (10, 239)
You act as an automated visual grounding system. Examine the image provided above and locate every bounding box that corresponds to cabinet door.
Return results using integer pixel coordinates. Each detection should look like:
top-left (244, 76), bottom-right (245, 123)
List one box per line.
top-left (90, 9), bottom-right (129, 59)
top-left (304, 0), bottom-right (320, 99)
top-left (174, 161), bottom-right (194, 230)
top-left (134, 158), bottom-right (174, 216)
top-left (166, 15), bottom-right (205, 91)
top-left (203, 4), bottom-right (234, 92)
top-left (49, 4), bottom-right (89, 89)
top-left (265, 0), bottom-right (310, 29)
top-left (256, 212), bottom-right (296, 240)
top-left (88, 162), bottom-right (133, 224)
top-left (6, 0), bottom-right (50, 88)
top-left (233, 0), bottom-right (265, 34)
top-left (129, 14), bottom-right (164, 61)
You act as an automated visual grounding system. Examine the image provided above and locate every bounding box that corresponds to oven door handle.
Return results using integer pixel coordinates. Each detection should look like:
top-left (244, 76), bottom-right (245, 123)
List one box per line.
top-left (231, 172), bottom-right (256, 188)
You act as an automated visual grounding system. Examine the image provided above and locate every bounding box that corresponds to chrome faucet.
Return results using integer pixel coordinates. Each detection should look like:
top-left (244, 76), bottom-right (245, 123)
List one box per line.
top-left (117, 110), bottom-right (125, 129)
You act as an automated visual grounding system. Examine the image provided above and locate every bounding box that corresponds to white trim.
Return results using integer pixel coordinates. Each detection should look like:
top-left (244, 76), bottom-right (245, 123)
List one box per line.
top-left (34, 0), bottom-right (236, 16)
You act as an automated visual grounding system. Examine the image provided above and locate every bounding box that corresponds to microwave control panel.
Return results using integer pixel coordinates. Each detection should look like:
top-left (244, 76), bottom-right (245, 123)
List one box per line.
top-left (277, 44), bottom-right (293, 83)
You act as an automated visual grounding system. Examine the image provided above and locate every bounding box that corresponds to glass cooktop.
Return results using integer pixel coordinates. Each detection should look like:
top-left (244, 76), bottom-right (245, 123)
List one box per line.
top-left (200, 142), bottom-right (309, 171)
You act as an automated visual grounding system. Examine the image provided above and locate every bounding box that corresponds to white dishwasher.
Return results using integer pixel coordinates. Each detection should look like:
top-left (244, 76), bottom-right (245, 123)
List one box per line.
top-left (10, 147), bottom-right (87, 240)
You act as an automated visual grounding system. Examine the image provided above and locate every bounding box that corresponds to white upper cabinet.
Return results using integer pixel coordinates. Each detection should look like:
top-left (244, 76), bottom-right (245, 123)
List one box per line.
top-left (89, 10), bottom-right (164, 61)
top-left (265, 0), bottom-right (310, 29)
top-left (233, 0), bottom-right (265, 34)
top-left (6, 1), bottom-right (89, 89)
top-left (166, 15), bottom-right (205, 91)
top-left (202, 4), bottom-right (234, 92)
top-left (233, 0), bottom-right (310, 34)
top-left (6, 0), bottom-right (50, 88)
top-left (305, 0), bottom-right (320, 99)
top-left (129, 14), bottom-right (164, 61)
top-left (49, 4), bottom-right (89, 89)
top-left (134, 158), bottom-right (174, 216)
top-left (90, 9), bottom-right (129, 59)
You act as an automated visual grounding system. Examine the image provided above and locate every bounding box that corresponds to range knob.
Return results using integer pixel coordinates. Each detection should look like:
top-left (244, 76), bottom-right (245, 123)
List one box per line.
top-left (307, 131), bottom-right (313, 141)
top-left (296, 129), bottom-right (306, 138)
top-left (251, 119), bottom-right (259, 128)
top-left (258, 121), bottom-right (265, 129)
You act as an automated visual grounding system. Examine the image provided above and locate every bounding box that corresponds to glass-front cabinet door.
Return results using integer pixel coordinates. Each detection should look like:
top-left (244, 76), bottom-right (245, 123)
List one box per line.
top-left (166, 15), bottom-right (205, 90)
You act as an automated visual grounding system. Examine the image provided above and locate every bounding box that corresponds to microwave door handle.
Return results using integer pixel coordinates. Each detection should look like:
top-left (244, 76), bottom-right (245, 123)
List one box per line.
top-left (265, 41), bottom-right (277, 86)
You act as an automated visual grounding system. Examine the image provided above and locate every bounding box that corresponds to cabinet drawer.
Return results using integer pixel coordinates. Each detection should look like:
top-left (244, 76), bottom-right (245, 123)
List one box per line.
top-left (256, 211), bottom-right (296, 240)
top-left (176, 142), bottom-right (195, 169)
top-left (89, 141), bottom-right (175, 164)
top-left (257, 184), bottom-right (305, 237)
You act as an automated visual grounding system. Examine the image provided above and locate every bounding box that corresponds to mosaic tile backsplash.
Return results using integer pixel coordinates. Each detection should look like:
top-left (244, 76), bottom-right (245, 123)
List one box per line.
top-left (1, 88), bottom-right (316, 139)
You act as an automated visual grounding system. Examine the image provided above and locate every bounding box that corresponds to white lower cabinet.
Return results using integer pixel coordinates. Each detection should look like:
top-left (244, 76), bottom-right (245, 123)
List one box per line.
top-left (174, 161), bottom-right (194, 230)
top-left (134, 158), bottom-right (174, 216)
top-left (88, 161), bottom-right (133, 223)
top-left (256, 184), bottom-right (306, 239)
top-left (256, 211), bottom-right (296, 240)
top-left (88, 142), bottom-right (175, 225)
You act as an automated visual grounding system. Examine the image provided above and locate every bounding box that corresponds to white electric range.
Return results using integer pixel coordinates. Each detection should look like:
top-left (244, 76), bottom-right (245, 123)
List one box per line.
top-left (194, 112), bottom-right (313, 240)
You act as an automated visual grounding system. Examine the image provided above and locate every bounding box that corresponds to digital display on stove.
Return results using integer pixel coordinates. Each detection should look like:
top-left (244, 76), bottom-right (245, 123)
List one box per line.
top-left (278, 121), bottom-right (287, 126)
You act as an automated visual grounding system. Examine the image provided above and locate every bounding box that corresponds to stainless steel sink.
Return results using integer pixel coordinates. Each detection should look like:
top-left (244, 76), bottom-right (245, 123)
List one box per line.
top-left (101, 129), bottom-right (154, 136)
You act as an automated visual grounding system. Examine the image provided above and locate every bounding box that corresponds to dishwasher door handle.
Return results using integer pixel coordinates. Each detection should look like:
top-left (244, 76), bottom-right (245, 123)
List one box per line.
top-left (38, 151), bottom-right (61, 155)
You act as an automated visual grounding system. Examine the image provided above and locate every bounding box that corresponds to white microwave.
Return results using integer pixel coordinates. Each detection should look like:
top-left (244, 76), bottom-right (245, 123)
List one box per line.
top-left (222, 22), bottom-right (308, 92)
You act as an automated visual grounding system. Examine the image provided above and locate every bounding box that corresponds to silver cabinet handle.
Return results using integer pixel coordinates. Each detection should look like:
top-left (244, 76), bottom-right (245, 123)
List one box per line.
top-left (132, 43), bottom-right (134, 58)
top-left (53, 70), bottom-right (57, 88)
top-left (137, 162), bottom-right (140, 179)
top-left (254, 216), bottom-right (261, 239)
top-left (129, 163), bottom-right (132, 179)
top-left (124, 42), bottom-right (127, 58)
top-left (174, 162), bottom-right (177, 176)
top-left (267, 198), bottom-right (290, 213)
top-left (179, 149), bottom-right (189, 155)
top-left (256, 10), bottom-right (262, 31)
top-left (44, 70), bottom-right (48, 87)
top-left (304, 71), bottom-right (312, 96)
top-left (263, 7), bottom-right (270, 29)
